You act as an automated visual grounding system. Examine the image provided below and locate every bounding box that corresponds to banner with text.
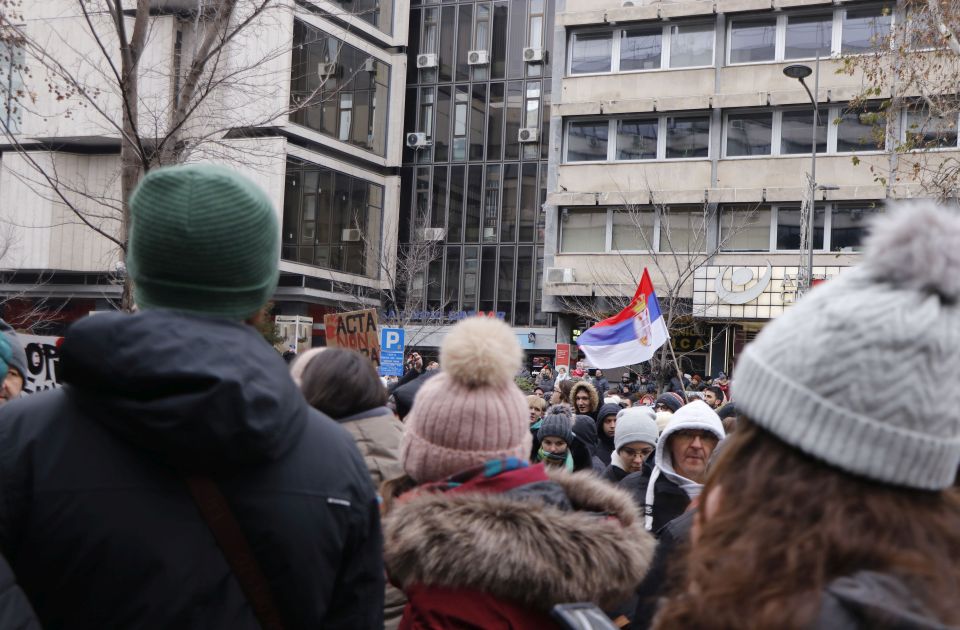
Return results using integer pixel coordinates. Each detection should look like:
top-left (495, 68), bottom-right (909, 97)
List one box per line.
top-left (21, 335), bottom-right (63, 395)
top-left (323, 309), bottom-right (381, 366)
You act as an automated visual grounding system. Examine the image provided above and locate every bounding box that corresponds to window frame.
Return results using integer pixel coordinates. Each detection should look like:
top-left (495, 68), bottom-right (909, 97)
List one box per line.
top-left (721, 103), bottom-right (888, 158)
top-left (563, 112), bottom-right (711, 164)
top-left (725, 3), bottom-right (894, 66)
top-left (567, 20), bottom-right (715, 76)
top-left (901, 106), bottom-right (960, 151)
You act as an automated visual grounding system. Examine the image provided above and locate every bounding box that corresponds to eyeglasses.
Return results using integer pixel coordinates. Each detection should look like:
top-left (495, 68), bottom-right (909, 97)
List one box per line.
top-left (673, 429), bottom-right (719, 444)
top-left (620, 446), bottom-right (654, 459)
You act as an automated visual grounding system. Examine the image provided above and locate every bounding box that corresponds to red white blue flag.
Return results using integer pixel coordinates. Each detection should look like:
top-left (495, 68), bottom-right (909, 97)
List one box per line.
top-left (575, 268), bottom-right (669, 369)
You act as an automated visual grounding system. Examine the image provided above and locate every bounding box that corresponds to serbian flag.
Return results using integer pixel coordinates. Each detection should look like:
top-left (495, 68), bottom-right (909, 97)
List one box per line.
top-left (575, 269), bottom-right (669, 369)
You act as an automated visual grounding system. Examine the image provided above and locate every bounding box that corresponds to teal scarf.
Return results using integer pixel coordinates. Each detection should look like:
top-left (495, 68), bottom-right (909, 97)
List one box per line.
top-left (537, 447), bottom-right (574, 472)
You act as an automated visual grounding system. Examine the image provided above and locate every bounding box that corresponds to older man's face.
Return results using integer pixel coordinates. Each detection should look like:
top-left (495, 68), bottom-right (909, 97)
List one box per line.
top-left (669, 429), bottom-right (719, 483)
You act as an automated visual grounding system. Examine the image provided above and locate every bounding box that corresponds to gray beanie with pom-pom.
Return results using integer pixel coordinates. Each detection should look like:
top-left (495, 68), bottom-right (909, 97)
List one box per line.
top-left (732, 202), bottom-right (960, 490)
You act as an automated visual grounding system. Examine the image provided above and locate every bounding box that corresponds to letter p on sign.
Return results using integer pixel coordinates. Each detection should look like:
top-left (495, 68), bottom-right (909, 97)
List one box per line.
top-left (381, 327), bottom-right (404, 352)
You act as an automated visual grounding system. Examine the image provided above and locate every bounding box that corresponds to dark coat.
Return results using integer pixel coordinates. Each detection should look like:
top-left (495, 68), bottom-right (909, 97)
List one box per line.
top-left (815, 571), bottom-right (954, 629)
top-left (602, 464), bottom-right (629, 484)
top-left (631, 510), bottom-right (695, 629)
top-left (0, 552), bottom-right (40, 630)
top-left (391, 369), bottom-right (441, 420)
top-left (594, 403), bottom-right (622, 466)
top-left (0, 311), bottom-right (384, 630)
top-left (620, 469), bottom-right (692, 535)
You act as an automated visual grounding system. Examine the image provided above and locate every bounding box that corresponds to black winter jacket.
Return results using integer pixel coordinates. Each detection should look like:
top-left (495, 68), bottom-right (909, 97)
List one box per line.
top-left (0, 552), bottom-right (40, 630)
top-left (0, 311), bottom-right (384, 630)
top-left (620, 468), bottom-right (692, 534)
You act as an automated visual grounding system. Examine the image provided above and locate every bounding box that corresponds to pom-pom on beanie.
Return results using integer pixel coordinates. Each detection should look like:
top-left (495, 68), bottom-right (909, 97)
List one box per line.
top-left (400, 317), bottom-right (532, 484)
top-left (127, 164), bottom-right (279, 320)
top-left (733, 201), bottom-right (960, 490)
top-left (615, 407), bottom-right (659, 452)
top-left (538, 405), bottom-right (574, 445)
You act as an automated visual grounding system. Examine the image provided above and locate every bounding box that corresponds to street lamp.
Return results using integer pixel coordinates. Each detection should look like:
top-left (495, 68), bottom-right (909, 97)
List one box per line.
top-left (783, 58), bottom-right (820, 293)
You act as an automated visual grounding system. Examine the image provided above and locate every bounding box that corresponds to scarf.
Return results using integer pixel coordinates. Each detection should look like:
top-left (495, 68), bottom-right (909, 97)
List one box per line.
top-left (538, 447), bottom-right (574, 472)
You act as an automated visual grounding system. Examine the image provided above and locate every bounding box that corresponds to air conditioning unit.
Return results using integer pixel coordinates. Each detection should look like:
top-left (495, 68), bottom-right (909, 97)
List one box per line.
top-left (362, 57), bottom-right (376, 72)
top-left (523, 47), bottom-right (545, 63)
top-left (468, 50), bottom-right (490, 65)
top-left (518, 127), bottom-right (539, 143)
top-left (546, 267), bottom-right (576, 284)
top-left (420, 227), bottom-right (446, 241)
top-left (317, 62), bottom-right (339, 78)
top-left (341, 228), bottom-right (362, 242)
top-left (417, 53), bottom-right (438, 68)
top-left (406, 132), bottom-right (431, 148)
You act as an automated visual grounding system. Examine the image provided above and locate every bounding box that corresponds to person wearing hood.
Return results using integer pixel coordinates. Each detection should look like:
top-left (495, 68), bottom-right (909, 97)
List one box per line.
top-left (382, 317), bottom-right (655, 627)
top-left (0, 320), bottom-right (27, 405)
top-left (601, 407), bottom-right (659, 484)
top-left (0, 165), bottom-right (384, 629)
top-left (570, 414), bottom-right (606, 474)
top-left (536, 406), bottom-right (575, 472)
top-left (569, 379), bottom-right (600, 420)
top-left (621, 400), bottom-right (725, 533)
top-left (595, 402), bottom-right (622, 466)
top-left (655, 204), bottom-right (960, 630)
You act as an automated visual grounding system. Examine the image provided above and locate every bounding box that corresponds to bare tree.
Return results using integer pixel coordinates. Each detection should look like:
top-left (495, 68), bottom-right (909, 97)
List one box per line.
top-left (0, 0), bottom-right (370, 310)
top-left (558, 191), bottom-right (764, 391)
top-left (332, 210), bottom-right (449, 349)
top-left (840, 0), bottom-right (960, 197)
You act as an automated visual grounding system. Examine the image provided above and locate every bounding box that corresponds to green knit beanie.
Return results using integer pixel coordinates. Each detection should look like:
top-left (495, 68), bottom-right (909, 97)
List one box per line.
top-left (127, 164), bottom-right (279, 320)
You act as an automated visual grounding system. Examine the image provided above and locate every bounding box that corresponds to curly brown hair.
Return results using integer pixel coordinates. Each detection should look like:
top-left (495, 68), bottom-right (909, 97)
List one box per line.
top-left (653, 418), bottom-right (960, 629)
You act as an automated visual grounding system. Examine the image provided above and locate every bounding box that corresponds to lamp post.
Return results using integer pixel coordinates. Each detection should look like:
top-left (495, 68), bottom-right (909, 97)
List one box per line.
top-left (783, 55), bottom-right (820, 293)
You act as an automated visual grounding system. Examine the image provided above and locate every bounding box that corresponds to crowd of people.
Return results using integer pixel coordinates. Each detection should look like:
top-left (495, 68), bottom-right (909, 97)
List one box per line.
top-left (0, 165), bottom-right (955, 629)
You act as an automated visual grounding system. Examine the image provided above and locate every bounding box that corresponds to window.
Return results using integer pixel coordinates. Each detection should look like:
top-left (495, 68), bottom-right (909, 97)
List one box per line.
top-left (659, 207), bottom-right (705, 253)
top-left (560, 210), bottom-right (606, 252)
top-left (564, 114), bottom-right (711, 162)
top-left (612, 210), bottom-right (654, 250)
top-left (784, 13), bottom-right (832, 59)
top-left (726, 112), bottom-right (773, 156)
top-left (666, 116), bottom-right (710, 159)
top-left (904, 108), bottom-right (959, 149)
top-left (779, 108), bottom-right (828, 154)
top-left (727, 4), bottom-right (893, 64)
top-left (616, 118), bottom-right (657, 160)
top-left (568, 22), bottom-right (713, 75)
top-left (841, 7), bottom-right (892, 54)
top-left (566, 120), bottom-right (609, 161)
top-left (670, 24), bottom-right (714, 68)
top-left (289, 22), bottom-right (390, 156)
top-left (729, 17), bottom-right (776, 63)
top-left (620, 27), bottom-right (662, 71)
top-left (282, 158), bottom-right (384, 277)
top-left (830, 205), bottom-right (882, 251)
top-left (836, 106), bottom-right (885, 152)
top-left (720, 207), bottom-right (771, 251)
top-left (570, 31), bottom-right (612, 74)
top-left (0, 40), bottom-right (24, 134)
top-left (776, 206), bottom-right (824, 250)
top-left (721, 105), bottom-right (886, 158)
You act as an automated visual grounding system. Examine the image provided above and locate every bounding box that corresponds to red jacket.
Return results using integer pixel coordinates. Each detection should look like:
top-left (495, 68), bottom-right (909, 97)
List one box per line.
top-left (400, 585), bottom-right (559, 630)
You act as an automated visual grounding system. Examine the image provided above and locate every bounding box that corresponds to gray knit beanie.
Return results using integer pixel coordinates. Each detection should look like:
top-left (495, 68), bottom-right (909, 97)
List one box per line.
top-left (733, 202), bottom-right (960, 490)
top-left (615, 406), bottom-right (659, 452)
top-left (538, 405), bottom-right (574, 444)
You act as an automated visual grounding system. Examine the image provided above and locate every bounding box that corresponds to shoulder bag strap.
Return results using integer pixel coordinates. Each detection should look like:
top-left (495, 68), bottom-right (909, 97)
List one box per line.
top-left (184, 475), bottom-right (286, 630)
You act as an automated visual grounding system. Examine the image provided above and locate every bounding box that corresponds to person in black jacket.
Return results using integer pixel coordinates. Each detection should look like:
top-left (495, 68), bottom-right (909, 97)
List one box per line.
top-left (0, 165), bottom-right (384, 630)
top-left (594, 402), bottom-right (622, 466)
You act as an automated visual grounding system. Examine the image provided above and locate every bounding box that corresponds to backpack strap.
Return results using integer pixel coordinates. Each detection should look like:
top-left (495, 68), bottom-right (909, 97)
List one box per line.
top-left (184, 475), bottom-right (286, 630)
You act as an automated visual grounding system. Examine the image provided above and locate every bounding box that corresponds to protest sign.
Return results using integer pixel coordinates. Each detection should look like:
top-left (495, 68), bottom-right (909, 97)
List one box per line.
top-left (21, 334), bottom-right (63, 395)
top-left (323, 309), bottom-right (381, 366)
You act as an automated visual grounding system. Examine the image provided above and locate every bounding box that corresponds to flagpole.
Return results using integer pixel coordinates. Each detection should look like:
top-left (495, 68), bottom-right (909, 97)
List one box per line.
top-left (666, 339), bottom-right (686, 397)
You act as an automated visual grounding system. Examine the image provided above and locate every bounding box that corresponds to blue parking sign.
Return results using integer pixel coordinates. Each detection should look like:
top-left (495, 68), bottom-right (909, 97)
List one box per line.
top-left (380, 328), bottom-right (405, 376)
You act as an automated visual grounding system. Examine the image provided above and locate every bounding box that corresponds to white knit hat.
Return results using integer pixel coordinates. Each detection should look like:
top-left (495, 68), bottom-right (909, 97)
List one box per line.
top-left (614, 407), bottom-right (659, 451)
top-left (733, 202), bottom-right (960, 490)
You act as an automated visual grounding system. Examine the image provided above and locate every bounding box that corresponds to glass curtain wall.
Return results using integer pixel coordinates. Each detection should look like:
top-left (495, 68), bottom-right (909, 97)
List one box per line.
top-left (401, 0), bottom-right (555, 327)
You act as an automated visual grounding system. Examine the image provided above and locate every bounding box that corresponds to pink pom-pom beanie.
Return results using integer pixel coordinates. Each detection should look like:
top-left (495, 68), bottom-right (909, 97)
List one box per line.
top-left (399, 317), bottom-right (532, 484)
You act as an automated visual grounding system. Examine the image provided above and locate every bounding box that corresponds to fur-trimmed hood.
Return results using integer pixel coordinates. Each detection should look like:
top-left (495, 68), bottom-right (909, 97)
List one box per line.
top-left (384, 467), bottom-right (655, 610)
top-left (569, 380), bottom-right (600, 415)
